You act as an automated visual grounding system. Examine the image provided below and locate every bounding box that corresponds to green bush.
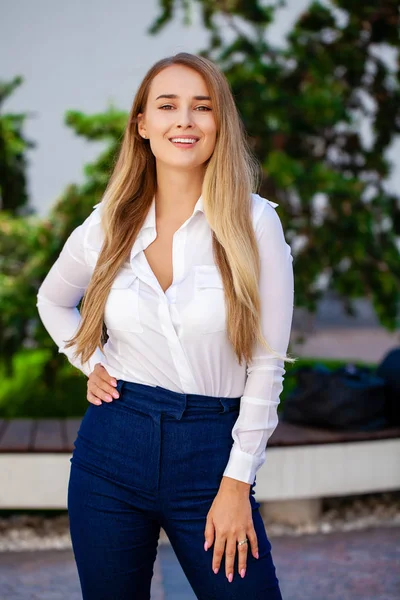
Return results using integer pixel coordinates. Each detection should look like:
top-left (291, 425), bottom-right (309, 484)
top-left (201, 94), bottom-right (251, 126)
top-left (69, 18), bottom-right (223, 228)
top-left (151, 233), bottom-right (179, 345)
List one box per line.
top-left (0, 349), bottom-right (87, 418)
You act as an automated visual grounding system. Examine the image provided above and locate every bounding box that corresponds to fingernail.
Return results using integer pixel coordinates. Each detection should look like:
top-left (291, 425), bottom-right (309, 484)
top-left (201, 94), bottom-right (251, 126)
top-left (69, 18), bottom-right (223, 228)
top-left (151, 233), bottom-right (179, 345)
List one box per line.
top-left (112, 392), bottom-right (119, 399)
top-left (204, 541), bottom-right (208, 551)
top-left (255, 551), bottom-right (259, 559)
top-left (105, 395), bottom-right (112, 402)
top-left (213, 568), bottom-right (219, 575)
top-left (111, 380), bottom-right (117, 387)
top-left (241, 568), bottom-right (246, 578)
top-left (228, 573), bottom-right (233, 583)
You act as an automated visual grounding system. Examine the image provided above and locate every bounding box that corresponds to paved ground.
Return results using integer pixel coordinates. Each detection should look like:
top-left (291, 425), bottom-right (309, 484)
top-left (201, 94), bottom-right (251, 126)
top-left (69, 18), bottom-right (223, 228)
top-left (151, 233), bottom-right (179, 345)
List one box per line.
top-left (0, 526), bottom-right (398, 599)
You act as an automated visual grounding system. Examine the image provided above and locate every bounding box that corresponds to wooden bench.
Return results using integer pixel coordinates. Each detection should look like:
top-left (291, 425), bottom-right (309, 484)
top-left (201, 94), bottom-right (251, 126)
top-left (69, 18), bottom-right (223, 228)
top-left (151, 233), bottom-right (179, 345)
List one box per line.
top-left (1, 418), bottom-right (400, 522)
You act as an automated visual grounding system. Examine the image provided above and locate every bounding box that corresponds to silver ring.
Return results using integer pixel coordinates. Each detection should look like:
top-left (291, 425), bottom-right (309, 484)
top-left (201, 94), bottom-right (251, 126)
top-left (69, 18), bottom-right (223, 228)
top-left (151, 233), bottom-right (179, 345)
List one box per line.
top-left (237, 538), bottom-right (248, 546)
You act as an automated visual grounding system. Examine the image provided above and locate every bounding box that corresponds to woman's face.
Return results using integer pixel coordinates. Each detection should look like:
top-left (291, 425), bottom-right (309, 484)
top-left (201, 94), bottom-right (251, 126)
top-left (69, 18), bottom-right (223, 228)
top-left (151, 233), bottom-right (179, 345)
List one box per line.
top-left (137, 64), bottom-right (217, 171)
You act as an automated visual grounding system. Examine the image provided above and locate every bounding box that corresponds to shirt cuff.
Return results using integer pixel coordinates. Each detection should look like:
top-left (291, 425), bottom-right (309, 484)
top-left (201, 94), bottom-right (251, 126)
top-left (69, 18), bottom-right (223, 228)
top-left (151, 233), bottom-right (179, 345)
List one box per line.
top-left (60, 346), bottom-right (106, 377)
top-left (222, 445), bottom-right (266, 486)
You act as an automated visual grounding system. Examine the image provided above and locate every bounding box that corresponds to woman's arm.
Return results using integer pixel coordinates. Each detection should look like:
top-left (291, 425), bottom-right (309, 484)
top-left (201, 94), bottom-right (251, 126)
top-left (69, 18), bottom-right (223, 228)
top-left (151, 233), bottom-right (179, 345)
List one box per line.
top-left (36, 207), bottom-right (107, 377)
top-left (222, 199), bottom-right (294, 485)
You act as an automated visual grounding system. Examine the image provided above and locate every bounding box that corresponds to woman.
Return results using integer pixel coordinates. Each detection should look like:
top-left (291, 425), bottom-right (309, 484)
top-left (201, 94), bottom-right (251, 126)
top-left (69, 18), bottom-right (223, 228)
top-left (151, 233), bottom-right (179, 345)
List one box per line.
top-left (37, 52), bottom-right (294, 599)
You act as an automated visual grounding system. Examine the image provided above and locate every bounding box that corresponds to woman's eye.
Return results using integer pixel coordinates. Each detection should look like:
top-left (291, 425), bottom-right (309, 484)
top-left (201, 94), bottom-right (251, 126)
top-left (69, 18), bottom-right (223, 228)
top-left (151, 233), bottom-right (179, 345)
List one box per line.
top-left (158, 105), bottom-right (212, 111)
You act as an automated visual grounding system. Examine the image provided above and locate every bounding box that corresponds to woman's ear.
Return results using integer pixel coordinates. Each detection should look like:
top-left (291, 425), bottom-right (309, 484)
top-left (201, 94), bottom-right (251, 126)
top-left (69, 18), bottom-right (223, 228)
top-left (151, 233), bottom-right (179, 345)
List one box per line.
top-left (137, 113), bottom-right (147, 139)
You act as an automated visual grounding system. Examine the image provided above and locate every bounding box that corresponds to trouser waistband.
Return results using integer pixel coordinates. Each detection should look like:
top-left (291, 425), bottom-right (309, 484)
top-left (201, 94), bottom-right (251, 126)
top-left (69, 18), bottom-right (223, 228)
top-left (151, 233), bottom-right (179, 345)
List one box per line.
top-left (115, 379), bottom-right (241, 420)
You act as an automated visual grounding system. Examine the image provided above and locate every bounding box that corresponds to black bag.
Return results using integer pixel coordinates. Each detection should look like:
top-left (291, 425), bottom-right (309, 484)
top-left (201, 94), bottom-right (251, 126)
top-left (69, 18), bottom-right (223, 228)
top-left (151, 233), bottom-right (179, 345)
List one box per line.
top-left (281, 363), bottom-right (389, 431)
top-left (376, 347), bottom-right (400, 426)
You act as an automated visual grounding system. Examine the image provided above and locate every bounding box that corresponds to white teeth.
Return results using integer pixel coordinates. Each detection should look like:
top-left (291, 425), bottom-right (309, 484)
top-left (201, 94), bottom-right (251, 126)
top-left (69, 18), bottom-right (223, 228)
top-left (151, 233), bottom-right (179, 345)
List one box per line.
top-left (171, 138), bottom-right (197, 143)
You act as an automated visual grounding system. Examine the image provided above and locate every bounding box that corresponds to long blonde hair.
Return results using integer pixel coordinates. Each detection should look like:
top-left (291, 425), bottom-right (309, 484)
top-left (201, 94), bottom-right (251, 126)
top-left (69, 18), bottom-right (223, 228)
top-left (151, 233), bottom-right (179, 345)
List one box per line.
top-left (65, 52), bottom-right (295, 366)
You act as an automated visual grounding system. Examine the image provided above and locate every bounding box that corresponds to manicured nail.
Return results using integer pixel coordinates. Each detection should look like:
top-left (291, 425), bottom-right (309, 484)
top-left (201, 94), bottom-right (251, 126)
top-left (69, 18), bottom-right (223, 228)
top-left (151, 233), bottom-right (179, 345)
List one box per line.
top-left (111, 380), bottom-right (117, 387)
top-left (241, 568), bottom-right (246, 578)
top-left (228, 573), bottom-right (233, 583)
top-left (105, 395), bottom-right (112, 402)
top-left (213, 568), bottom-right (219, 575)
top-left (112, 391), bottom-right (119, 399)
top-left (204, 541), bottom-right (208, 551)
top-left (255, 551), bottom-right (259, 559)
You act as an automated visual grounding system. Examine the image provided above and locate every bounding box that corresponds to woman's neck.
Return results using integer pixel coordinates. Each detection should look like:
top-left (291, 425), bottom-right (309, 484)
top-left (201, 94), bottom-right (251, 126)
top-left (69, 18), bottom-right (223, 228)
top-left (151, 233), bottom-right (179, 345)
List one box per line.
top-left (155, 163), bottom-right (205, 222)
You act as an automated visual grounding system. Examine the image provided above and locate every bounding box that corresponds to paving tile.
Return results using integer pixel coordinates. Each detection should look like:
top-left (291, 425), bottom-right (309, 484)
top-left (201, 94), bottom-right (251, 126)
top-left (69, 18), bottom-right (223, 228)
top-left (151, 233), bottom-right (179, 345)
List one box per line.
top-left (0, 526), bottom-right (398, 599)
top-left (271, 525), bottom-right (400, 600)
top-left (0, 549), bottom-right (164, 599)
top-left (158, 545), bottom-right (196, 599)
top-left (157, 526), bottom-right (400, 599)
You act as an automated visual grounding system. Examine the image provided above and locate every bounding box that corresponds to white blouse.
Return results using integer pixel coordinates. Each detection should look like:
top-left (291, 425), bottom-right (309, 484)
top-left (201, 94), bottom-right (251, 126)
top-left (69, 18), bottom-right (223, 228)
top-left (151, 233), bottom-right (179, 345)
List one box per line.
top-left (36, 193), bottom-right (294, 485)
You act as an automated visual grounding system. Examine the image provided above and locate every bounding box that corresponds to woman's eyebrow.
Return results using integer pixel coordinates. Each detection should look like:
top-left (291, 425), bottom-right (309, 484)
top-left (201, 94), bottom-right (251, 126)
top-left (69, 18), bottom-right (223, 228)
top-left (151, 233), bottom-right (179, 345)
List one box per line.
top-left (155, 94), bottom-right (211, 101)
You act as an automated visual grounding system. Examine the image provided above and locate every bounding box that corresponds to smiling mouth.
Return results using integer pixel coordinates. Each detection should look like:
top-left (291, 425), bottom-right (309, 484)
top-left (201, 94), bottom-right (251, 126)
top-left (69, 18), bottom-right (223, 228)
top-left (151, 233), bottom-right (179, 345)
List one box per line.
top-left (169, 136), bottom-right (200, 147)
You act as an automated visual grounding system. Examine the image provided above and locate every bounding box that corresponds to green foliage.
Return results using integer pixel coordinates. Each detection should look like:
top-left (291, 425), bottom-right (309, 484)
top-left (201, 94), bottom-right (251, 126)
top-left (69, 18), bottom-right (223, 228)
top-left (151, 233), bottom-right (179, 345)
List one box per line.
top-left (151, 0), bottom-right (400, 328)
top-left (0, 106), bottom-right (127, 380)
top-left (0, 76), bottom-right (35, 215)
top-left (0, 349), bottom-right (87, 418)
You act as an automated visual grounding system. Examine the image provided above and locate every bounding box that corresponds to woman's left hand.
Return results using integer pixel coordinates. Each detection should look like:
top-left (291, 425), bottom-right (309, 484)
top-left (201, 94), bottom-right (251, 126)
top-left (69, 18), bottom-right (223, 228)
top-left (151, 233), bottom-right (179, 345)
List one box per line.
top-left (204, 476), bottom-right (259, 582)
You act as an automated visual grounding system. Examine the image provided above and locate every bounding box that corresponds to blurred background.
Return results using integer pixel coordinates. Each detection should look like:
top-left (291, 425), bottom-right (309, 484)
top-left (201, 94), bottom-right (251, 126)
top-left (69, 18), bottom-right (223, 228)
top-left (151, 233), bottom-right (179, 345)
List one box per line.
top-left (0, 0), bottom-right (399, 417)
top-left (0, 1), bottom-right (399, 599)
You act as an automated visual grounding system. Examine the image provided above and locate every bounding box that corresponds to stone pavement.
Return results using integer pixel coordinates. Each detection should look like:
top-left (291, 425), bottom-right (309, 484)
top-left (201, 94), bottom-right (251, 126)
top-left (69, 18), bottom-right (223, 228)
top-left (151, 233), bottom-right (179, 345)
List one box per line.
top-left (0, 525), bottom-right (398, 599)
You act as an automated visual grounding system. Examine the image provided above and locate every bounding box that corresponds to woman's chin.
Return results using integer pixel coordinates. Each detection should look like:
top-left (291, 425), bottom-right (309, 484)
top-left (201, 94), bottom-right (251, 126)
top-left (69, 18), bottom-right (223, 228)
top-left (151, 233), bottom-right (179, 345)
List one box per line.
top-left (155, 156), bottom-right (208, 171)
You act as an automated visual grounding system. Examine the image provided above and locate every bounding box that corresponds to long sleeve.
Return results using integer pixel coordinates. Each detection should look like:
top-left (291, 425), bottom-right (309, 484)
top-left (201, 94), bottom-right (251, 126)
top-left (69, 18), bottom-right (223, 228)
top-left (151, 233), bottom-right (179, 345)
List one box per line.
top-left (36, 206), bottom-right (107, 377)
top-left (222, 200), bottom-right (294, 485)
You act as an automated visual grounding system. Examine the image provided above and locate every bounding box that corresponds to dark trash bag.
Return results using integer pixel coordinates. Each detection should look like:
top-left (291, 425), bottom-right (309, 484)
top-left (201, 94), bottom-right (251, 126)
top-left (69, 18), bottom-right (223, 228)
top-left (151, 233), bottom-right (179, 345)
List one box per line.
top-left (281, 363), bottom-right (389, 431)
top-left (376, 347), bottom-right (400, 426)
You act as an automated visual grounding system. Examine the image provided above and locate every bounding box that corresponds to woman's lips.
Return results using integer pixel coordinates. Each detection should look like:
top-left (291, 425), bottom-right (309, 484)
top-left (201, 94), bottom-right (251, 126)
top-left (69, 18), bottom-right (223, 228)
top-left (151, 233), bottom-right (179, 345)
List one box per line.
top-left (169, 136), bottom-right (200, 149)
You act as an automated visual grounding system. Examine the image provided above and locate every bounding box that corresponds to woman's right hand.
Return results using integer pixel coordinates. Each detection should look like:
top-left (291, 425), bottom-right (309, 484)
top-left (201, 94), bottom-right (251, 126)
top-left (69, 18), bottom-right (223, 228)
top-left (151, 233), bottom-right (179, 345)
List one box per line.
top-left (87, 363), bottom-right (120, 405)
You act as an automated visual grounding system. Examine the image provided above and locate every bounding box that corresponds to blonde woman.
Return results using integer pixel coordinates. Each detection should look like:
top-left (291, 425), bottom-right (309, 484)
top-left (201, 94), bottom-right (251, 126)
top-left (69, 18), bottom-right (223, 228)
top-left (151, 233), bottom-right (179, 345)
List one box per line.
top-left (37, 52), bottom-right (294, 599)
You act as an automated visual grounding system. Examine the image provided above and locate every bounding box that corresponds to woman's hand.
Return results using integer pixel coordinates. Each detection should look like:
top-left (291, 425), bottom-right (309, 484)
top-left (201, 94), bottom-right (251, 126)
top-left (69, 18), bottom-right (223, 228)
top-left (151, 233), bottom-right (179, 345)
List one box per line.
top-left (204, 476), bottom-right (259, 582)
top-left (87, 363), bottom-right (119, 405)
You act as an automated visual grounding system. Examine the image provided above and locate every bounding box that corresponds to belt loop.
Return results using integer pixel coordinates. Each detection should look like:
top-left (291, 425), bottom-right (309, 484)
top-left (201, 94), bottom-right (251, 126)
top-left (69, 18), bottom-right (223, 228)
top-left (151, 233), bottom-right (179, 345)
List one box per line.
top-left (179, 394), bottom-right (188, 420)
top-left (218, 398), bottom-right (230, 413)
top-left (219, 397), bottom-right (241, 413)
top-left (169, 393), bottom-right (188, 421)
top-left (116, 379), bottom-right (125, 394)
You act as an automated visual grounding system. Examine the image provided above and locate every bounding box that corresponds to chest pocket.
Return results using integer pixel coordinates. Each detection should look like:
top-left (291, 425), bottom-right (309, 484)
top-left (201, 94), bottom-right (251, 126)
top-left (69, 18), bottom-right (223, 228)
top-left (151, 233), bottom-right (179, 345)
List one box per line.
top-left (190, 265), bottom-right (226, 334)
top-left (104, 268), bottom-right (143, 333)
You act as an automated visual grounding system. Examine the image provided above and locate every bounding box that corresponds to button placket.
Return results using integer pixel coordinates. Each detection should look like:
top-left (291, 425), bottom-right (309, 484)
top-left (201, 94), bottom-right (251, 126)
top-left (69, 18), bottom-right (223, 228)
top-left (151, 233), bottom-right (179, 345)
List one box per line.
top-left (172, 227), bottom-right (186, 283)
top-left (158, 301), bottom-right (197, 392)
top-left (167, 226), bottom-right (197, 389)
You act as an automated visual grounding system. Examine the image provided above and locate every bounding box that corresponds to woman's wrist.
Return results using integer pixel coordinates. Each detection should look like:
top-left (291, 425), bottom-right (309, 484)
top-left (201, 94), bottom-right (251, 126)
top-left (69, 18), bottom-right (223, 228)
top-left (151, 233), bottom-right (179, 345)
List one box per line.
top-left (220, 475), bottom-right (251, 494)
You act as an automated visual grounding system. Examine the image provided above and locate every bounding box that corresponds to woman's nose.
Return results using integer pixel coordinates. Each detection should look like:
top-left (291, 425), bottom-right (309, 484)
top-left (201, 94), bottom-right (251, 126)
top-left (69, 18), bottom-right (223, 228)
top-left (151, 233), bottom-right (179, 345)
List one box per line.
top-left (176, 107), bottom-right (194, 128)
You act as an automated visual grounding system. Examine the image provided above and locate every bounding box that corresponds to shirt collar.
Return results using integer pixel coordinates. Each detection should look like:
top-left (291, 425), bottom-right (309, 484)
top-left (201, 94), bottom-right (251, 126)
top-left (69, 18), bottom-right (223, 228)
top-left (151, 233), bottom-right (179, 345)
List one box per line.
top-left (193, 194), bottom-right (204, 215)
top-left (141, 193), bottom-right (204, 231)
top-left (130, 194), bottom-right (204, 265)
top-left (141, 195), bottom-right (156, 230)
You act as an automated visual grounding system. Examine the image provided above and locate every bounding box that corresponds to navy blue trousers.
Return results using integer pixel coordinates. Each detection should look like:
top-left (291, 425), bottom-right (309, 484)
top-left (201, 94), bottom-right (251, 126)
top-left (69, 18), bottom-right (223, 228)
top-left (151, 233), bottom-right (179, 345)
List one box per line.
top-left (68, 379), bottom-right (282, 599)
